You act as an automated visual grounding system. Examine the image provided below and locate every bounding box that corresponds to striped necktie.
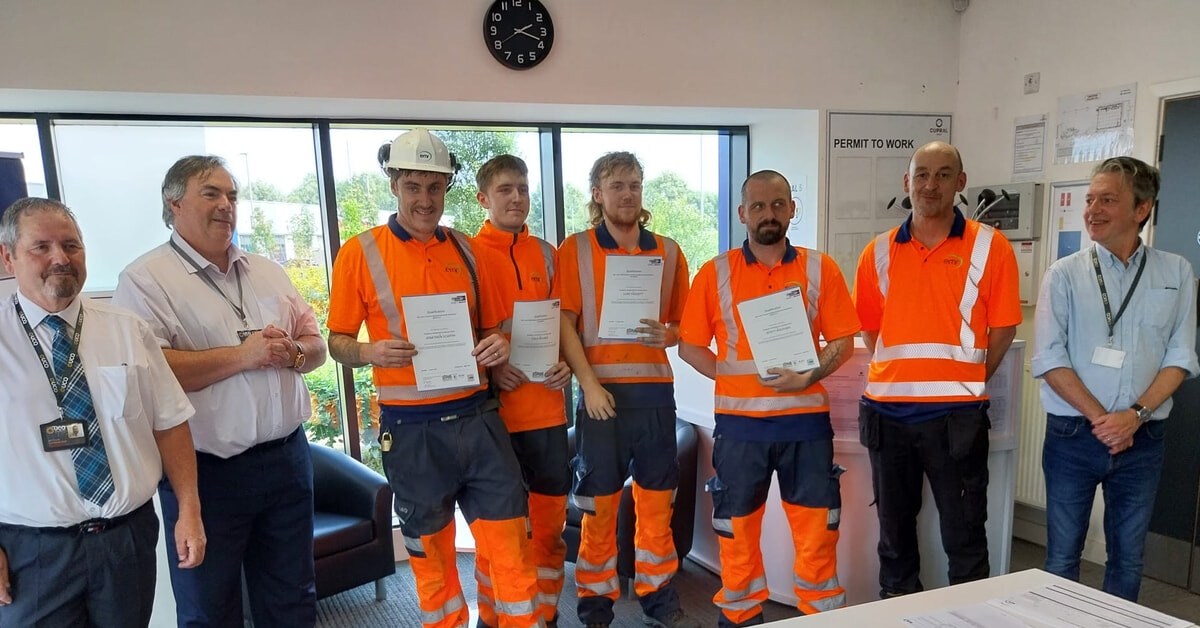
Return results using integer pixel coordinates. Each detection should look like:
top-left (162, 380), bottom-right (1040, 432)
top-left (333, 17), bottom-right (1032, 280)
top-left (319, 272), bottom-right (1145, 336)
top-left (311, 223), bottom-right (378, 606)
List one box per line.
top-left (44, 315), bottom-right (115, 505)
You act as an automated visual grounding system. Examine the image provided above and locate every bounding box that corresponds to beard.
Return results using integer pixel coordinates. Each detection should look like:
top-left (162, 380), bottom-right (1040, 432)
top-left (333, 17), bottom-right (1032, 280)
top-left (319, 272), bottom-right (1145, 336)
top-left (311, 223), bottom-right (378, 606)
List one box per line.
top-left (44, 265), bottom-right (82, 297)
top-left (750, 220), bottom-right (785, 245)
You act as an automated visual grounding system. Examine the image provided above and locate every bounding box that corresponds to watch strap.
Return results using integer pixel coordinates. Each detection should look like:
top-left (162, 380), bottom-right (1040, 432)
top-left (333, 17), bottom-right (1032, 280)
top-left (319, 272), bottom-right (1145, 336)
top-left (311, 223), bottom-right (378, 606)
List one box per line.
top-left (1131, 403), bottom-right (1152, 423)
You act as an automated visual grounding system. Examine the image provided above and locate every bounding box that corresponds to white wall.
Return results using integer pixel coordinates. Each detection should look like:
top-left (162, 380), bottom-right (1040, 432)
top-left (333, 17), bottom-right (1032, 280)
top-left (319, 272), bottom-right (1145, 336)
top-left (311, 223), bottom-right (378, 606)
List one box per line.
top-left (954, 0), bottom-right (1200, 563)
top-left (0, 1), bottom-right (960, 113)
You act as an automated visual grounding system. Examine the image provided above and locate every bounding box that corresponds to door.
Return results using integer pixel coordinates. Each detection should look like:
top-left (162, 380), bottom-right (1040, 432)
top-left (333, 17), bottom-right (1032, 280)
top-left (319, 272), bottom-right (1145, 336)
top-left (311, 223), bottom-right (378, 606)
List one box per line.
top-left (1147, 94), bottom-right (1200, 594)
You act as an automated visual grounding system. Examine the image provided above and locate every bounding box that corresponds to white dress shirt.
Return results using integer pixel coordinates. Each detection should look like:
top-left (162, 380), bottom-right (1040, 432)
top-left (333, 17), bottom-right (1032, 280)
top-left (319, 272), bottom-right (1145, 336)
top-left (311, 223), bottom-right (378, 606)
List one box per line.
top-left (112, 232), bottom-right (319, 458)
top-left (0, 293), bottom-right (193, 527)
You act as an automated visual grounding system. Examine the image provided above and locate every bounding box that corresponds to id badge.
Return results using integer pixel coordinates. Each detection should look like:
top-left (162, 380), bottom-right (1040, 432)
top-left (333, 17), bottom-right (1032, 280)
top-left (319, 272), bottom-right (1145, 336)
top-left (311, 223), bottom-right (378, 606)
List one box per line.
top-left (1091, 345), bottom-right (1126, 369)
top-left (40, 417), bottom-right (88, 452)
top-left (237, 328), bottom-right (263, 343)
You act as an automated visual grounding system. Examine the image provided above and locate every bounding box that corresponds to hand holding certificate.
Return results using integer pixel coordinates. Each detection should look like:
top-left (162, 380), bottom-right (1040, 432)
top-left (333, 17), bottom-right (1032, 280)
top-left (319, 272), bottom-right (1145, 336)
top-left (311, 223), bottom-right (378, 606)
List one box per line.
top-left (736, 287), bottom-right (819, 379)
top-left (401, 292), bottom-right (480, 392)
top-left (598, 255), bottom-right (663, 340)
top-left (509, 299), bottom-right (561, 382)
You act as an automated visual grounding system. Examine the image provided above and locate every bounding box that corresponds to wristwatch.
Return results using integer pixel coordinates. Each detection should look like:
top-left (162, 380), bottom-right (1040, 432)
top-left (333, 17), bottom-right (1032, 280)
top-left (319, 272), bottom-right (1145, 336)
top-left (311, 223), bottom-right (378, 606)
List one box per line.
top-left (291, 340), bottom-right (306, 370)
top-left (1130, 403), bottom-right (1152, 424)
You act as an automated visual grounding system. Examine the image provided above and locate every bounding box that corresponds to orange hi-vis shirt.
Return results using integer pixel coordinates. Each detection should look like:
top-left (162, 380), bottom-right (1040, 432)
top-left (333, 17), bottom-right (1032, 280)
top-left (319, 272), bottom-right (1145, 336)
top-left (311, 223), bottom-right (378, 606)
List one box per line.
top-left (327, 216), bottom-right (507, 407)
top-left (473, 220), bottom-right (566, 433)
top-left (553, 223), bottom-right (689, 385)
top-left (680, 242), bottom-right (861, 418)
top-left (853, 210), bottom-right (1022, 404)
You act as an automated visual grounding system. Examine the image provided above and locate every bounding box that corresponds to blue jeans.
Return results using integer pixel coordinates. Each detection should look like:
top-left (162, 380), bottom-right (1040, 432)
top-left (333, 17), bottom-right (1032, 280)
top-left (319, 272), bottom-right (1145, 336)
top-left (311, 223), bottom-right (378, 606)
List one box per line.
top-left (1042, 414), bottom-right (1166, 601)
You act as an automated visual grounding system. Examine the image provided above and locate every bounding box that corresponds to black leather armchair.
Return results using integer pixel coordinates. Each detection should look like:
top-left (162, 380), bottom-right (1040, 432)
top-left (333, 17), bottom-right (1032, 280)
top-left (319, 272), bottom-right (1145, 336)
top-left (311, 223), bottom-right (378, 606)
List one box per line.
top-left (562, 418), bottom-right (699, 587)
top-left (310, 443), bottom-right (396, 601)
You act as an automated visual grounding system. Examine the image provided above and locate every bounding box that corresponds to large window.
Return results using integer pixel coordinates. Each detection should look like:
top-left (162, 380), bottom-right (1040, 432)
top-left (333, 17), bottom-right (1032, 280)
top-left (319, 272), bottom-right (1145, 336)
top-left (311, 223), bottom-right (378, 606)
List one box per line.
top-left (560, 130), bottom-right (722, 272)
top-left (6, 114), bottom-right (745, 473)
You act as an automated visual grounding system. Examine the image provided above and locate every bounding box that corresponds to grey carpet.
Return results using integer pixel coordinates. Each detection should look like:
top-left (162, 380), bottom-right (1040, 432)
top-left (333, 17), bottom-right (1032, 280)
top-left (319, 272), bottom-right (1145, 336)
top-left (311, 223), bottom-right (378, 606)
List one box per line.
top-left (316, 554), bottom-right (803, 627)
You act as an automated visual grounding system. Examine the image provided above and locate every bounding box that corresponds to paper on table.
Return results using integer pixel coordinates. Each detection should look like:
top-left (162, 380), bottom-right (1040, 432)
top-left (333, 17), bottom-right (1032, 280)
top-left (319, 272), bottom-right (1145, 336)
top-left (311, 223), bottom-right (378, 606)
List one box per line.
top-left (988, 580), bottom-right (1197, 628)
top-left (901, 603), bottom-right (1032, 627)
top-left (401, 292), bottom-right (479, 392)
top-left (510, 298), bottom-right (561, 382)
top-left (735, 287), bottom-right (819, 378)
top-left (598, 255), bottom-right (663, 340)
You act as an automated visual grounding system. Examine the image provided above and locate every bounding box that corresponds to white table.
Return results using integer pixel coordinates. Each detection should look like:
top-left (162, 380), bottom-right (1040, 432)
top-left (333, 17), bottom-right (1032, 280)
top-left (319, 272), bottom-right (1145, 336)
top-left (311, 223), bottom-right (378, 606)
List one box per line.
top-left (762, 569), bottom-right (1197, 626)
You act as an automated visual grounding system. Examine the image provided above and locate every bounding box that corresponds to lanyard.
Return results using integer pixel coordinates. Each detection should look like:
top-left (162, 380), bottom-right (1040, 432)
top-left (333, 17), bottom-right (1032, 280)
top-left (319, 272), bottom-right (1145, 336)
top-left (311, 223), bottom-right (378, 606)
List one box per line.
top-left (1091, 245), bottom-right (1147, 340)
top-left (170, 239), bottom-right (248, 325)
top-left (14, 295), bottom-right (84, 409)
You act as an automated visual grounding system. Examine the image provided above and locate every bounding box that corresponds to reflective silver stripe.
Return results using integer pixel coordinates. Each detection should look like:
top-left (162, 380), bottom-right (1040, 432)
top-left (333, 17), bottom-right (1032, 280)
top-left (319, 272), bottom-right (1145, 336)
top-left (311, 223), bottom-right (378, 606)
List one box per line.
top-left (537, 566), bottom-right (564, 581)
top-left (403, 534), bottom-right (424, 554)
top-left (357, 231), bottom-right (405, 340)
top-left (805, 592), bottom-right (847, 612)
top-left (477, 590), bottom-right (493, 606)
top-left (873, 231), bottom-right (893, 298)
top-left (475, 568), bottom-right (493, 588)
top-left (421, 592), bottom-right (466, 624)
top-left (715, 393), bottom-right (827, 412)
top-left (571, 494), bottom-right (595, 512)
top-left (864, 380), bottom-right (986, 398)
top-left (536, 237), bottom-right (556, 289)
top-left (634, 548), bottom-right (678, 566)
top-left (717, 575), bottom-right (768, 605)
top-left (717, 596), bottom-right (764, 611)
top-left (794, 574), bottom-right (842, 592)
top-left (716, 360), bottom-right (758, 376)
top-left (634, 571), bottom-right (674, 589)
top-left (872, 342), bottom-right (986, 364)
top-left (659, 239), bottom-right (680, 322)
top-left (805, 249), bottom-right (821, 327)
top-left (377, 384), bottom-right (467, 402)
top-left (494, 597), bottom-right (538, 618)
top-left (712, 517), bottom-right (734, 535)
top-left (576, 555), bottom-right (617, 573)
top-left (828, 507), bottom-right (840, 527)
top-left (960, 225), bottom-right (995, 349)
top-left (536, 591), bottom-right (559, 607)
top-left (591, 362), bottom-right (673, 379)
top-left (576, 575), bottom-right (620, 596)
top-left (714, 252), bottom-right (740, 360)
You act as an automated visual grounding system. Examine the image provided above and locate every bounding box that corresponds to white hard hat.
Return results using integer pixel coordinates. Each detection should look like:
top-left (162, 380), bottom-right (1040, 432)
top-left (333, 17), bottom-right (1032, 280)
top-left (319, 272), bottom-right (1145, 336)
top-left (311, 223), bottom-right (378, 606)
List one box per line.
top-left (378, 127), bottom-right (455, 174)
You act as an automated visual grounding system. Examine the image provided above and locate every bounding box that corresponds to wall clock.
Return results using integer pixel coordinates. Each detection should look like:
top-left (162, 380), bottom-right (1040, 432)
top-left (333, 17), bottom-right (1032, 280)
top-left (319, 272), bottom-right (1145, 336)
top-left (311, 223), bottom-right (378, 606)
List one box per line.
top-left (484, 0), bottom-right (554, 70)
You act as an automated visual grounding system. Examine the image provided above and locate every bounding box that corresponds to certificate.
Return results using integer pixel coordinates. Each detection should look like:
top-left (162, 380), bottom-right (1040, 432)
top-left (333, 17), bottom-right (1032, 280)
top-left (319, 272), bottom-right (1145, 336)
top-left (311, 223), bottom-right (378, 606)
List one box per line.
top-left (735, 287), bottom-right (819, 378)
top-left (400, 292), bottom-right (479, 392)
top-left (598, 255), bottom-right (663, 339)
top-left (509, 299), bottom-right (561, 382)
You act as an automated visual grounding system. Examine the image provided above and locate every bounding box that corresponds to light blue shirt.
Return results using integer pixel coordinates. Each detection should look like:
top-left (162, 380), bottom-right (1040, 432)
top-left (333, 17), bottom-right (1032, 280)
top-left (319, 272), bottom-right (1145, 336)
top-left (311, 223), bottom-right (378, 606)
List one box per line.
top-left (1032, 241), bottom-right (1199, 419)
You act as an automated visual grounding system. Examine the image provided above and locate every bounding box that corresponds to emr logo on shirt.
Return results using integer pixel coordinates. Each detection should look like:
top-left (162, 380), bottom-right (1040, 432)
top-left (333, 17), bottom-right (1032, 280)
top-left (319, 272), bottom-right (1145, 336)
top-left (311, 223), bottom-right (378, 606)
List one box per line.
top-left (942, 254), bottom-right (964, 268)
top-left (444, 263), bottom-right (464, 275)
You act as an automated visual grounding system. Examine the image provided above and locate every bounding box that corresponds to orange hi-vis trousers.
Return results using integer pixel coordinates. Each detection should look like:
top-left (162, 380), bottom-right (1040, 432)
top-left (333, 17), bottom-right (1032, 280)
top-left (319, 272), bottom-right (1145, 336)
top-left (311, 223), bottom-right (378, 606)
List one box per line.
top-left (407, 519), bottom-right (542, 628)
top-left (477, 492), bottom-right (567, 627)
top-left (575, 485), bottom-right (678, 601)
top-left (710, 438), bottom-right (846, 626)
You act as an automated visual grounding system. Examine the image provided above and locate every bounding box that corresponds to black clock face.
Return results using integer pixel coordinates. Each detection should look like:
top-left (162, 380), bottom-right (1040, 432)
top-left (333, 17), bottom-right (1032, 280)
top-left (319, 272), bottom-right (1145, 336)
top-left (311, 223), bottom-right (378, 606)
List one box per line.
top-left (484, 0), bottom-right (554, 70)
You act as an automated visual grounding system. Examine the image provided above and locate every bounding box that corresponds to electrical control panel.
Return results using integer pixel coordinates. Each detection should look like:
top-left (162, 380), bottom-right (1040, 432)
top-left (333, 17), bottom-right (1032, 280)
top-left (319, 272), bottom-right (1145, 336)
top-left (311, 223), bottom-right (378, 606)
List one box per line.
top-left (965, 182), bottom-right (1043, 241)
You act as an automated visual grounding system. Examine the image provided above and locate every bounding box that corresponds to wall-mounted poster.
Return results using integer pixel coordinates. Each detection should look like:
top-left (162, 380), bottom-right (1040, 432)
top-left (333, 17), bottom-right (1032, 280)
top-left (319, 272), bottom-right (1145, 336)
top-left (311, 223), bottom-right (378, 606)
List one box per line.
top-left (1046, 180), bottom-right (1092, 264)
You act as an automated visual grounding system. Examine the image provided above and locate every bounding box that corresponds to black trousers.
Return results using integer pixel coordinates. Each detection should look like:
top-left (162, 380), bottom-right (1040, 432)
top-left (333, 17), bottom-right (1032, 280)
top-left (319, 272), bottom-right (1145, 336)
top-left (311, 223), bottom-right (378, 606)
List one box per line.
top-left (861, 404), bottom-right (991, 596)
top-left (0, 501), bottom-right (158, 627)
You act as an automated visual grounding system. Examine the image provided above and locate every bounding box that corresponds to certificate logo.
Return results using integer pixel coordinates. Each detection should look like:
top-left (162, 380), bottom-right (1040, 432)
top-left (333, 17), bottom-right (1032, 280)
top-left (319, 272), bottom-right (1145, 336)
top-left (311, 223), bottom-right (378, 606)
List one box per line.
top-left (450, 295), bottom-right (467, 304)
top-left (648, 258), bottom-right (663, 266)
top-left (784, 288), bottom-right (802, 299)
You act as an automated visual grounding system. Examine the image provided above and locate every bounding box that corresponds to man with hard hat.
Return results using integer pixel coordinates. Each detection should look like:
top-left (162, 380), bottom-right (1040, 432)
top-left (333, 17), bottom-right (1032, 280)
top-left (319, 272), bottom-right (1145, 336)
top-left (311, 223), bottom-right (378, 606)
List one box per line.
top-left (327, 128), bottom-right (543, 628)
top-left (471, 154), bottom-right (572, 628)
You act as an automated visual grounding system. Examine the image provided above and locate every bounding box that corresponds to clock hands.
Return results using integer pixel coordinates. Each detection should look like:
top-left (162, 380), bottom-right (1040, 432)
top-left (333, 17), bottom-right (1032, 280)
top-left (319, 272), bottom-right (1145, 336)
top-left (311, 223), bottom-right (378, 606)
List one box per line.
top-left (512, 23), bottom-right (541, 42)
